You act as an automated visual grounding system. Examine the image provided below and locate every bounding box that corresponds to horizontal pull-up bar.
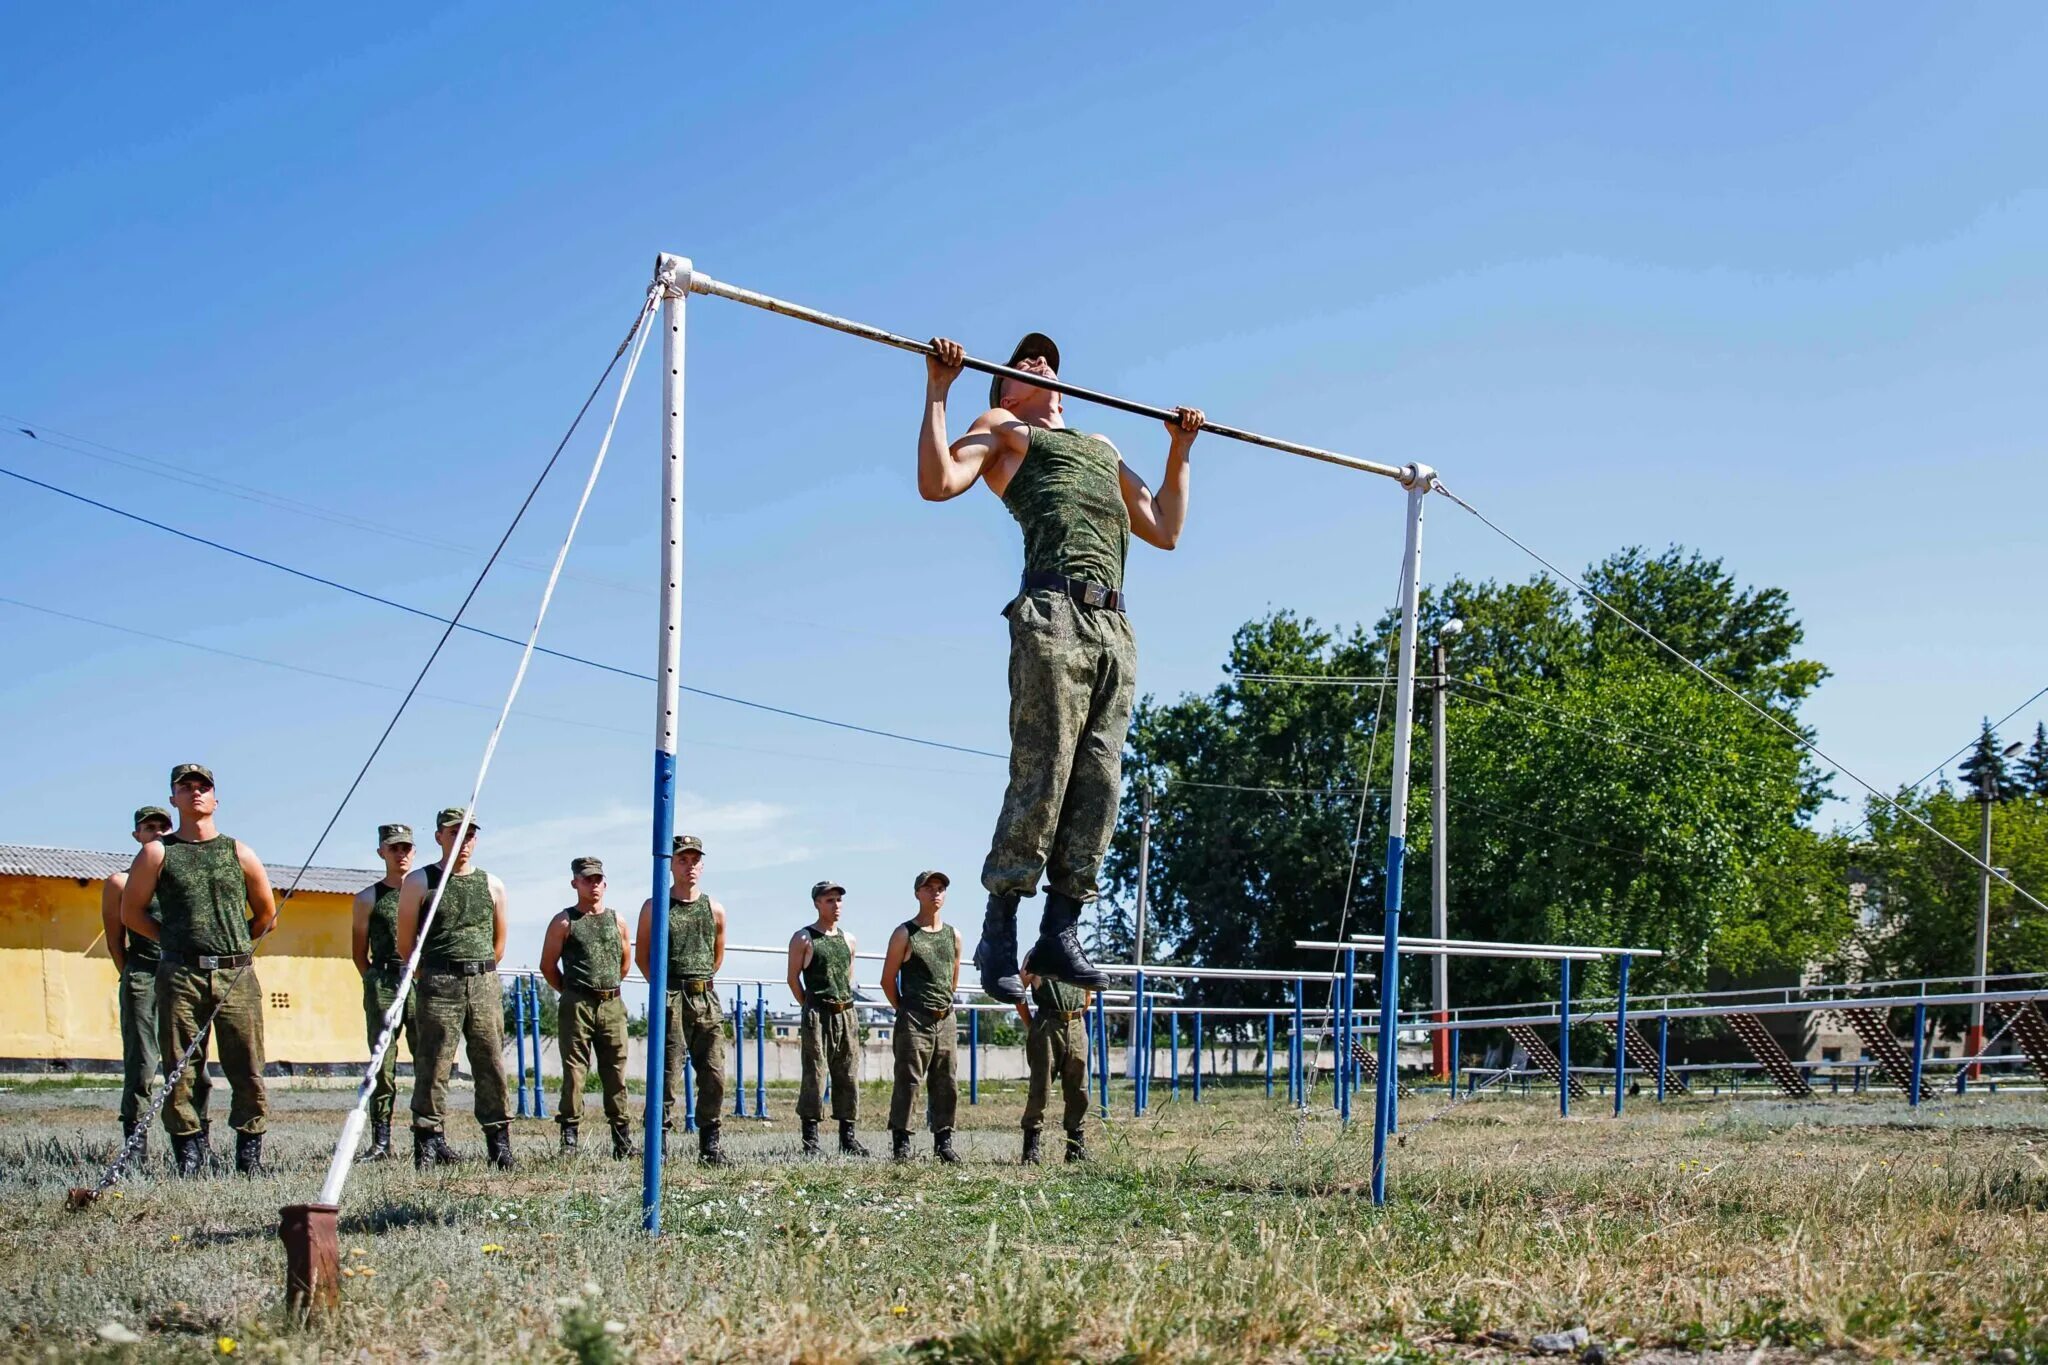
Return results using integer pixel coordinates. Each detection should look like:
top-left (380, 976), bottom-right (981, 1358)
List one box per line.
top-left (1348, 933), bottom-right (1664, 959)
top-left (1298, 937), bottom-right (1605, 962)
top-left (1098, 962), bottom-right (1371, 983)
top-left (659, 256), bottom-right (1416, 486)
top-left (1396, 985), bottom-right (2048, 1034)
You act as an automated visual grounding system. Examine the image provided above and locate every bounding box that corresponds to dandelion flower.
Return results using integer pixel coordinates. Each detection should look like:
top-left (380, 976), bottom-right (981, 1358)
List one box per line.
top-left (481, 1243), bottom-right (506, 1254)
top-left (217, 1337), bottom-right (238, 1355)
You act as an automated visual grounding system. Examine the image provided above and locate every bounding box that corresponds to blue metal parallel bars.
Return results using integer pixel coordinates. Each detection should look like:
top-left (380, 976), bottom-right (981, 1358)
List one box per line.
top-left (731, 987), bottom-right (745, 1118)
top-left (1193, 1010), bottom-right (1204, 1103)
top-left (514, 976), bottom-right (531, 1118)
top-left (1132, 968), bottom-right (1146, 1116)
top-left (1095, 990), bottom-right (1109, 1118)
top-left (1909, 1001), bottom-right (1927, 1107)
top-left (1448, 1020), bottom-right (1460, 1094)
top-left (1656, 1014), bottom-right (1669, 1102)
top-left (1292, 980), bottom-right (1305, 1107)
top-left (1265, 1012), bottom-right (1275, 1098)
top-left (754, 986), bottom-right (767, 1118)
top-left (1613, 953), bottom-right (1630, 1118)
top-left (1559, 958), bottom-right (1572, 1119)
top-left (1170, 1011), bottom-right (1180, 1099)
top-left (530, 976), bottom-right (547, 1118)
top-left (969, 1006), bottom-right (979, 1104)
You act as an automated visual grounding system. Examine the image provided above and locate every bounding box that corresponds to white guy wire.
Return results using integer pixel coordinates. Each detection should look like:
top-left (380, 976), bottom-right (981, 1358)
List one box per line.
top-left (315, 288), bottom-right (661, 1206)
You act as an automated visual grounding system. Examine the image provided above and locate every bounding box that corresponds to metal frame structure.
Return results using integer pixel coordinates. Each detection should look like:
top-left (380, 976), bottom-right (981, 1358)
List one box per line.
top-left (648, 251), bottom-right (1436, 1223)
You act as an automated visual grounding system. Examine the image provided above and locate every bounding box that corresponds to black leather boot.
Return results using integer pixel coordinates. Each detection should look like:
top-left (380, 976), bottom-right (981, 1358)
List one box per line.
top-left (934, 1128), bottom-right (962, 1165)
top-left (361, 1118), bottom-right (392, 1162)
top-left (234, 1132), bottom-right (264, 1176)
top-left (1064, 1128), bottom-right (1088, 1164)
top-left (611, 1124), bottom-right (636, 1160)
top-left (1021, 1127), bottom-right (1042, 1165)
top-left (838, 1121), bottom-right (871, 1158)
top-left (172, 1131), bottom-right (207, 1178)
top-left (800, 1119), bottom-right (822, 1156)
top-left (698, 1120), bottom-right (731, 1167)
top-left (559, 1121), bottom-right (579, 1156)
top-left (413, 1128), bottom-right (434, 1171)
top-left (890, 1128), bottom-right (912, 1162)
top-left (485, 1125), bottom-right (516, 1170)
top-left (1029, 891), bottom-right (1109, 990)
top-left (974, 892), bottom-right (1026, 1004)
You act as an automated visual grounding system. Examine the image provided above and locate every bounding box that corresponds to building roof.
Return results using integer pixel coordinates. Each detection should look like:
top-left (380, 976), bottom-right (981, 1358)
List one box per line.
top-left (0, 844), bottom-right (376, 896)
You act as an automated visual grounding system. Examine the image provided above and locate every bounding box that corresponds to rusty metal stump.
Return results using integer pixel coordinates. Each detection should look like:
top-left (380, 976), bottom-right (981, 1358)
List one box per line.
top-left (279, 1202), bottom-right (341, 1316)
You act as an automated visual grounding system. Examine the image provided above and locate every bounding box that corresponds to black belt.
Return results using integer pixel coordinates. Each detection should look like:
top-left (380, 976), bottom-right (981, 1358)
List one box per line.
top-left (420, 959), bottom-right (495, 977)
top-left (1055, 1007), bottom-right (1089, 1023)
top-left (1020, 571), bottom-right (1125, 613)
top-left (568, 985), bottom-right (622, 1001)
top-left (368, 960), bottom-right (402, 977)
top-left (160, 949), bottom-right (252, 970)
top-left (907, 1003), bottom-right (954, 1022)
top-left (670, 978), bottom-right (715, 995)
top-left (808, 999), bottom-right (856, 1015)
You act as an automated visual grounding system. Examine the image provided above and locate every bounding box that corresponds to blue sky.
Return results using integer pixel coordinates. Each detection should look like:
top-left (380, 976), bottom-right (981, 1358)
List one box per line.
top-left (4, 5), bottom-right (2044, 1011)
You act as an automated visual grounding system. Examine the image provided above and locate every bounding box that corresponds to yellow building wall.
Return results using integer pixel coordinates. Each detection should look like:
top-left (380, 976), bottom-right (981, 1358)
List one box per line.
top-left (0, 872), bottom-right (405, 1067)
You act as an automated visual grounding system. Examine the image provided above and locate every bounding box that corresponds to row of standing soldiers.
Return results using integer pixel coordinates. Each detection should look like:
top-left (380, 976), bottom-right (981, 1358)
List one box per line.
top-left (103, 770), bottom-right (1092, 1179)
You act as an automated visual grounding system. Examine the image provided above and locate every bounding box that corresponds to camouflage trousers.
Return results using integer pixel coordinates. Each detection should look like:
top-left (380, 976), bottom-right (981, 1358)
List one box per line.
top-left (661, 986), bottom-right (726, 1131)
top-left (981, 589), bottom-right (1138, 901)
top-left (361, 971), bottom-right (418, 1128)
top-left (887, 1005), bottom-right (958, 1134)
top-left (156, 963), bottom-right (267, 1138)
top-left (410, 970), bottom-right (509, 1135)
top-left (1023, 1009), bottom-right (1090, 1133)
top-left (797, 1003), bottom-right (860, 1122)
top-left (118, 962), bottom-right (212, 1128)
top-left (558, 986), bottom-right (632, 1133)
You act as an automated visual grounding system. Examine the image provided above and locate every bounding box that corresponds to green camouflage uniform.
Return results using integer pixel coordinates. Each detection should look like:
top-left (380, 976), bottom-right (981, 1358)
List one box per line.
top-left (116, 882), bottom-right (213, 1128)
top-left (661, 893), bottom-right (726, 1131)
top-left (409, 863), bottom-right (509, 1136)
top-left (359, 878), bottom-right (418, 1129)
top-left (1023, 977), bottom-right (1091, 1133)
top-left (888, 920), bottom-right (959, 1133)
top-left (154, 833), bottom-right (267, 1138)
top-left (797, 925), bottom-right (860, 1122)
top-left (556, 906), bottom-right (631, 1136)
top-left (983, 427), bottom-right (1138, 902)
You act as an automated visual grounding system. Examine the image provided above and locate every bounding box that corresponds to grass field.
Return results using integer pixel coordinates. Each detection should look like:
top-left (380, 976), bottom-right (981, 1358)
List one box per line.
top-left (2, 1079), bottom-right (2045, 1362)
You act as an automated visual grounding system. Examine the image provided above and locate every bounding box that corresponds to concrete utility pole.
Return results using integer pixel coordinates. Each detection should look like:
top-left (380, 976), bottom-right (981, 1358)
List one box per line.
top-left (1429, 621), bottom-right (1461, 1079)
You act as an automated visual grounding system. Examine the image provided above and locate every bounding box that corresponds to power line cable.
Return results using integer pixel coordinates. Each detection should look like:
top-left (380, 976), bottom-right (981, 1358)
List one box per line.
top-left (1432, 480), bottom-right (2048, 916)
top-left (0, 594), bottom-right (989, 779)
top-left (0, 462), bottom-right (1007, 762)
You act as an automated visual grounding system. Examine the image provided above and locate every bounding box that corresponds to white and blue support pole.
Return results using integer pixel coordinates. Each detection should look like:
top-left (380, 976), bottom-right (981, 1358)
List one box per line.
top-left (514, 978), bottom-right (531, 1117)
top-left (643, 254), bottom-right (690, 1233)
top-left (1370, 467), bottom-right (1432, 1206)
top-left (1558, 958), bottom-right (1572, 1119)
top-left (529, 977), bottom-right (547, 1119)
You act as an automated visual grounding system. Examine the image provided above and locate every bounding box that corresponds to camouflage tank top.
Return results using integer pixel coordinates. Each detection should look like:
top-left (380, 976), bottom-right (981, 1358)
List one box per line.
top-left (559, 907), bottom-right (624, 992)
top-left (668, 894), bottom-right (717, 982)
top-left (156, 833), bottom-right (251, 958)
top-left (1003, 427), bottom-right (1129, 590)
top-left (897, 920), bottom-right (957, 1015)
top-left (419, 863), bottom-right (495, 963)
top-left (364, 880), bottom-right (402, 967)
top-left (801, 926), bottom-right (853, 1004)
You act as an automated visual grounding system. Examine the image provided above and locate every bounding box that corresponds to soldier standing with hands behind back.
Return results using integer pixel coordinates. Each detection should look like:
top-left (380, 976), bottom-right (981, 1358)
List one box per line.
top-left (787, 879), bottom-right (869, 1157)
top-left (541, 856), bottom-right (635, 1159)
top-left (636, 835), bottom-right (731, 1166)
top-left (349, 823), bottom-right (416, 1162)
top-left (881, 870), bottom-right (963, 1164)
top-left (119, 764), bottom-right (278, 1178)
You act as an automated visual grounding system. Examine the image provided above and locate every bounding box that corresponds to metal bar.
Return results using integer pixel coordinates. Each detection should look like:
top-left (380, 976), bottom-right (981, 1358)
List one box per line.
top-left (1170, 1011), bottom-right (1181, 1099)
top-left (731, 988), bottom-right (744, 1118)
top-left (1373, 476), bottom-right (1429, 1205)
top-left (1331, 938), bottom-right (1617, 961)
top-left (1559, 958), bottom-right (1573, 1119)
top-left (753, 987), bottom-right (767, 1119)
top-left (1437, 969), bottom-right (2043, 1020)
top-left (1265, 1012), bottom-right (1275, 1098)
top-left (1354, 934), bottom-right (1663, 959)
top-left (514, 975), bottom-right (530, 1118)
top-left (1100, 963), bottom-right (1368, 983)
top-left (1341, 949), bottom-right (1355, 1124)
top-left (969, 1005), bottom-right (979, 1105)
top-left (1131, 967), bottom-right (1145, 1117)
top-left (1292, 981), bottom-right (1305, 1106)
top-left (642, 256), bottom-right (689, 1233)
top-left (1656, 1014), bottom-right (1668, 1103)
top-left (1613, 953), bottom-right (1630, 1118)
top-left (1096, 989), bottom-right (1109, 1119)
top-left (1193, 1010), bottom-right (1204, 1103)
top-left (1910, 1001), bottom-right (1927, 1107)
top-left (685, 270), bottom-right (1410, 483)
top-left (1386, 986), bottom-right (2048, 1032)
top-left (529, 976), bottom-right (547, 1119)
top-left (1430, 639), bottom-right (1450, 1080)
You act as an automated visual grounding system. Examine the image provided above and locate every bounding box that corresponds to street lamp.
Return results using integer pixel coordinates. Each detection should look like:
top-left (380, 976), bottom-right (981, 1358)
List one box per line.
top-left (1970, 739), bottom-right (2025, 1076)
top-left (1429, 618), bottom-right (1463, 1079)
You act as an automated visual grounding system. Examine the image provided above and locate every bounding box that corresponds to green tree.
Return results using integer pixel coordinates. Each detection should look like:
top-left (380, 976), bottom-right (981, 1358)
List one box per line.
top-left (2022, 723), bottom-right (2048, 799)
top-left (1958, 719), bottom-right (2026, 802)
top-left (1854, 789), bottom-right (2048, 986)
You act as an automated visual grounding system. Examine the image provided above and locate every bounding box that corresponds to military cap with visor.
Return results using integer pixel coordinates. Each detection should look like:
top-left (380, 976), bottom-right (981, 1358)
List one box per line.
top-left (810, 878), bottom-right (846, 901)
top-left (377, 823), bottom-right (413, 848)
top-left (132, 805), bottom-right (173, 830)
top-left (990, 332), bottom-right (1060, 411)
top-left (913, 869), bottom-right (951, 892)
top-left (672, 834), bottom-right (704, 856)
top-left (168, 763), bottom-right (214, 788)
top-left (571, 856), bottom-right (605, 878)
top-left (435, 807), bottom-right (481, 833)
